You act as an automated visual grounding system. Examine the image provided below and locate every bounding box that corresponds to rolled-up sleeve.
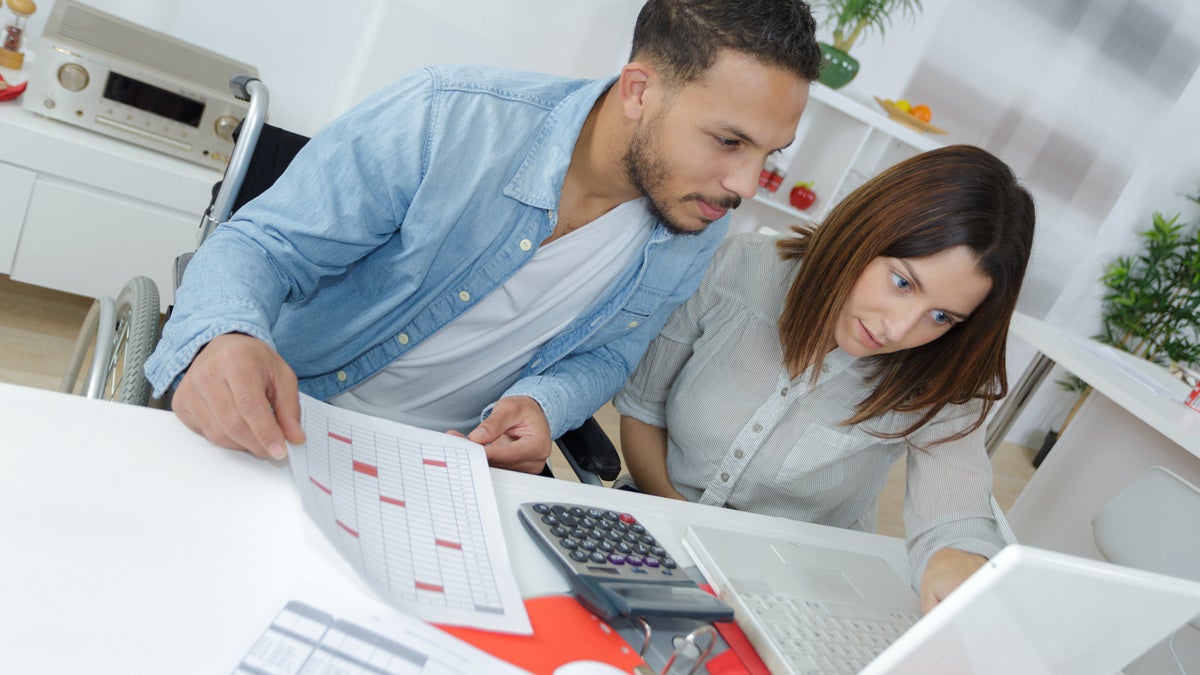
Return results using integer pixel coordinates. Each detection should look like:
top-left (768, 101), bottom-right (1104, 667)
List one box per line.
top-left (614, 330), bottom-right (694, 428)
top-left (903, 404), bottom-right (1012, 588)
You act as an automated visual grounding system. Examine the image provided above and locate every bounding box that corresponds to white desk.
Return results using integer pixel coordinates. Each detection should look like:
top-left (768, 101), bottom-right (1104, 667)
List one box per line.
top-left (1000, 313), bottom-right (1200, 559)
top-left (0, 383), bottom-right (910, 674)
top-left (999, 314), bottom-right (1200, 675)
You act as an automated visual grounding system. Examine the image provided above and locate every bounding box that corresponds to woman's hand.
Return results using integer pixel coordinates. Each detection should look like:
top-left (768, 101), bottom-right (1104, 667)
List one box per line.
top-left (919, 547), bottom-right (987, 613)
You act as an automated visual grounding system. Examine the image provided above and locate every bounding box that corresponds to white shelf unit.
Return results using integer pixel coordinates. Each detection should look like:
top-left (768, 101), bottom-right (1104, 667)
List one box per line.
top-left (731, 84), bottom-right (943, 236)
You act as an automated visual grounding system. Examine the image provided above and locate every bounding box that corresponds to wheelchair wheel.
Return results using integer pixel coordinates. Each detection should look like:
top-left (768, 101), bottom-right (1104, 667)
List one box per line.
top-left (61, 276), bottom-right (161, 405)
top-left (107, 276), bottom-right (161, 406)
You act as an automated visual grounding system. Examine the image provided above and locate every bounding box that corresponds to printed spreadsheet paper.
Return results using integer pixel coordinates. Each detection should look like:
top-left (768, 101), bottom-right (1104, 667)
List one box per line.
top-left (231, 595), bottom-right (532, 667)
top-left (232, 583), bottom-right (533, 675)
top-left (288, 394), bottom-right (532, 634)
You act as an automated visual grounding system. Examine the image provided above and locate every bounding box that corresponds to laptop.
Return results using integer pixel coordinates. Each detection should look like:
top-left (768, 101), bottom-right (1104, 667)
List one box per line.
top-left (683, 526), bottom-right (1200, 674)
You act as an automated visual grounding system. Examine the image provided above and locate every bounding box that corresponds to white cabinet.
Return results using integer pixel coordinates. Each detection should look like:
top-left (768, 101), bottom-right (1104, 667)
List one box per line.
top-left (11, 179), bottom-right (197, 305)
top-left (729, 85), bottom-right (943, 236)
top-left (0, 163), bottom-right (36, 275)
top-left (0, 94), bottom-right (218, 311)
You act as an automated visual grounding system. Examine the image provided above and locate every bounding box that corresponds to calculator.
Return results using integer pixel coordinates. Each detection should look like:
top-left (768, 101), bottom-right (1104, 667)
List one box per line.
top-left (517, 502), bottom-right (734, 622)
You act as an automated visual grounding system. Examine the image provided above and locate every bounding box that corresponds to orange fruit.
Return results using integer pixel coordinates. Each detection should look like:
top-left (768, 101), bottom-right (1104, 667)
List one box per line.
top-left (911, 104), bottom-right (932, 123)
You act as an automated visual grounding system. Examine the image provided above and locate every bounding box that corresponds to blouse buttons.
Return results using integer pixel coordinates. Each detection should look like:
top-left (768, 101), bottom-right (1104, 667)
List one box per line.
top-left (734, 448), bottom-right (744, 459)
top-left (780, 387), bottom-right (789, 397)
top-left (397, 333), bottom-right (409, 345)
top-left (336, 370), bottom-right (347, 382)
top-left (519, 238), bottom-right (533, 251)
top-left (458, 290), bottom-right (471, 302)
top-left (752, 423), bottom-right (763, 433)
top-left (720, 472), bottom-right (730, 482)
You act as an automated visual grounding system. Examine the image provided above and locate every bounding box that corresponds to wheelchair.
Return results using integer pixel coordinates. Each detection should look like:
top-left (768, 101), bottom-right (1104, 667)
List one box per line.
top-left (59, 274), bottom-right (160, 405)
top-left (64, 76), bottom-right (621, 485)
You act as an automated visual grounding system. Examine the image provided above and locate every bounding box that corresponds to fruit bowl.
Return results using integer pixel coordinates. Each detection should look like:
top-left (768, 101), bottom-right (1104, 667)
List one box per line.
top-left (874, 97), bottom-right (947, 134)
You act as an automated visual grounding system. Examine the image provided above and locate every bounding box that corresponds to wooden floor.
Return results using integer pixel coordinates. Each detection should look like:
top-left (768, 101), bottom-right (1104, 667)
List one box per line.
top-left (0, 273), bottom-right (1037, 538)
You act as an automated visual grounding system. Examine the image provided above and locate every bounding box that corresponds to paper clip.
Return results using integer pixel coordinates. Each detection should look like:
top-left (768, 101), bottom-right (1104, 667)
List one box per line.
top-left (633, 616), bottom-right (653, 657)
top-left (659, 624), bottom-right (717, 675)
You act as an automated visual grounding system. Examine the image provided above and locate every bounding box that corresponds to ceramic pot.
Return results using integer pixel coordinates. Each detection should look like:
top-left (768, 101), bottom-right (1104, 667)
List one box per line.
top-left (817, 42), bottom-right (859, 89)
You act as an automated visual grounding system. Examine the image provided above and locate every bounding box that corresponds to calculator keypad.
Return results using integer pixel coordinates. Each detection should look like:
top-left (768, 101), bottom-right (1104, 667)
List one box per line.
top-left (523, 502), bottom-right (679, 580)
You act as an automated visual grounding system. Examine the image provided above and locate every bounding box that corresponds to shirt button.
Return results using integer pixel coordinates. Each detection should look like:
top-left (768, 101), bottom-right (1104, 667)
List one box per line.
top-left (734, 448), bottom-right (744, 459)
top-left (336, 370), bottom-right (347, 382)
top-left (627, 321), bottom-right (638, 329)
top-left (720, 472), bottom-right (730, 482)
top-left (752, 423), bottom-right (763, 433)
top-left (458, 290), bottom-right (471, 302)
top-left (519, 238), bottom-right (532, 251)
top-left (397, 333), bottom-right (409, 345)
top-left (780, 387), bottom-right (789, 396)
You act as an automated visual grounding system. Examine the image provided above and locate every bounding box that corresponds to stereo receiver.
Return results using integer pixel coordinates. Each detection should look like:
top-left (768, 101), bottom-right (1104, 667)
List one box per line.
top-left (23, 0), bottom-right (258, 168)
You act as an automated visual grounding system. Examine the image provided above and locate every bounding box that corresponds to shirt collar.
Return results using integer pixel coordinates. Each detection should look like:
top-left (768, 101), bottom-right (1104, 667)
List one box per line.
top-left (503, 77), bottom-right (618, 210)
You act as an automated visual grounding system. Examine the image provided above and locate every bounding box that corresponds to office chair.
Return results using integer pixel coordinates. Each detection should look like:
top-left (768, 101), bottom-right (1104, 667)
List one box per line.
top-left (1092, 466), bottom-right (1200, 672)
top-left (170, 76), bottom-right (621, 485)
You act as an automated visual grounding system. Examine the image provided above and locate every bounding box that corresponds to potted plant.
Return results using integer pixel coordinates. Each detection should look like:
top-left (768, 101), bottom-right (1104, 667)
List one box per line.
top-left (813, 0), bottom-right (923, 89)
top-left (1045, 190), bottom-right (1200, 464)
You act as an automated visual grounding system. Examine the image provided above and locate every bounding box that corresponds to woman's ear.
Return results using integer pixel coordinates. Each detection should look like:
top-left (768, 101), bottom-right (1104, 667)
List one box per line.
top-left (617, 61), bottom-right (656, 121)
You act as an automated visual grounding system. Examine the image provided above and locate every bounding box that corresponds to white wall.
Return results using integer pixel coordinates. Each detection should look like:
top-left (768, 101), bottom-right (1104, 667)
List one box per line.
top-left (24, 0), bottom-right (644, 135)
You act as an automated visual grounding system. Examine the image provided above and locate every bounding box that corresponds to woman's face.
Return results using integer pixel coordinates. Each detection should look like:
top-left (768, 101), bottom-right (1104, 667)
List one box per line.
top-left (832, 246), bottom-right (993, 357)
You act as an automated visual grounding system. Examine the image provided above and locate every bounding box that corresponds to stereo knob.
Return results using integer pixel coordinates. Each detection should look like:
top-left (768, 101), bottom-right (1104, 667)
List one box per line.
top-left (57, 63), bottom-right (90, 92)
top-left (213, 115), bottom-right (240, 142)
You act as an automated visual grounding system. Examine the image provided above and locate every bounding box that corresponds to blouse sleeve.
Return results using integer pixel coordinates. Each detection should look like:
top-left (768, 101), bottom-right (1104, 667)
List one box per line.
top-left (902, 401), bottom-right (1015, 588)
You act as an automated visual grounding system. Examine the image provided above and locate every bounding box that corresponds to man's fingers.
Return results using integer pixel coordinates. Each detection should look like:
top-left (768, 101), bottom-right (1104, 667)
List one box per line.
top-left (483, 434), bottom-right (551, 474)
top-left (234, 388), bottom-right (289, 459)
top-left (175, 384), bottom-right (246, 453)
top-left (172, 333), bottom-right (300, 460)
top-left (464, 396), bottom-right (553, 474)
top-left (268, 370), bottom-right (306, 456)
top-left (467, 409), bottom-right (508, 445)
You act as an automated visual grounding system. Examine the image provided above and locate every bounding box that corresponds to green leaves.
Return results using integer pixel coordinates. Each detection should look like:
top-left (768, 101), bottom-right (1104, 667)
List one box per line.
top-left (1094, 197), bottom-right (1200, 370)
top-left (816, 0), bottom-right (924, 52)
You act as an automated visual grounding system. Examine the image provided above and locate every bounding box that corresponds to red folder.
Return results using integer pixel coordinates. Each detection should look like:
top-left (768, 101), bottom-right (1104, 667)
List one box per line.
top-left (437, 595), bottom-right (646, 674)
top-left (439, 591), bottom-right (770, 675)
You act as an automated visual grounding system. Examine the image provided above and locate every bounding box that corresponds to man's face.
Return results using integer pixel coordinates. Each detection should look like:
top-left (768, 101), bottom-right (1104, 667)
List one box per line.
top-left (624, 50), bottom-right (809, 234)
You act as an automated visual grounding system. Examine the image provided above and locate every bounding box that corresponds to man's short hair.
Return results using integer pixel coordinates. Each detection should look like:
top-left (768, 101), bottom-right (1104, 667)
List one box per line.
top-left (630, 0), bottom-right (822, 87)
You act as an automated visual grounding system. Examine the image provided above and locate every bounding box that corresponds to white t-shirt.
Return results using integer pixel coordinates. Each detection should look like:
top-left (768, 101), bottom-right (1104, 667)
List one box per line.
top-left (330, 198), bottom-right (653, 433)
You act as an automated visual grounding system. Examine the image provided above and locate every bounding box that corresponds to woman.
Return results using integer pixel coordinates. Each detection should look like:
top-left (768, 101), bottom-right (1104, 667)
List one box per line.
top-left (614, 144), bottom-right (1036, 612)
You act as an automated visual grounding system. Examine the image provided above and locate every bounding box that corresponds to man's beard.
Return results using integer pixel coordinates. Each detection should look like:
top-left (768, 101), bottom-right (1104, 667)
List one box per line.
top-left (623, 121), bottom-right (741, 236)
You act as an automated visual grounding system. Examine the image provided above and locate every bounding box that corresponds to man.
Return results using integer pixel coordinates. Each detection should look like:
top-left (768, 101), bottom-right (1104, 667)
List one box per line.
top-left (145, 0), bottom-right (822, 474)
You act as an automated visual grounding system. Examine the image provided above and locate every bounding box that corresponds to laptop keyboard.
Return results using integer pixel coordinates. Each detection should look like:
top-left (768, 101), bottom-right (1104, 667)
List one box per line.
top-left (740, 590), bottom-right (920, 674)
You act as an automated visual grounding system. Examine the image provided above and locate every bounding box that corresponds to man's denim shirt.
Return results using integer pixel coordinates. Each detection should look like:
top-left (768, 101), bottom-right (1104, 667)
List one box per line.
top-left (145, 65), bottom-right (727, 438)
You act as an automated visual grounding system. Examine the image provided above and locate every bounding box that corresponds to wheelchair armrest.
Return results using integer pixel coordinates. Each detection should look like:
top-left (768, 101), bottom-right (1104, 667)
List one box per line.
top-left (554, 416), bottom-right (623, 483)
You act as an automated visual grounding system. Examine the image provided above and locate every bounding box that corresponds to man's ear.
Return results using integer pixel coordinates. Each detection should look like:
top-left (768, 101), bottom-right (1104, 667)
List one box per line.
top-left (617, 61), bottom-right (656, 121)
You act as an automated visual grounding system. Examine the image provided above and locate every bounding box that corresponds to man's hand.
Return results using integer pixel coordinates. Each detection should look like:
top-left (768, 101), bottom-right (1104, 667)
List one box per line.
top-left (464, 396), bottom-right (553, 474)
top-left (172, 333), bottom-right (306, 460)
top-left (918, 547), bottom-right (987, 614)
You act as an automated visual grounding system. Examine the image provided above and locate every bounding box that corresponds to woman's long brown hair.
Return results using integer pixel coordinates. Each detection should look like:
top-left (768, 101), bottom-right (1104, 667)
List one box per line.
top-left (776, 144), bottom-right (1036, 443)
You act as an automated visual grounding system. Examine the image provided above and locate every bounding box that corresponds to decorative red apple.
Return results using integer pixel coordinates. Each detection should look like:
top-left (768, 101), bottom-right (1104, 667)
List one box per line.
top-left (789, 181), bottom-right (816, 210)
